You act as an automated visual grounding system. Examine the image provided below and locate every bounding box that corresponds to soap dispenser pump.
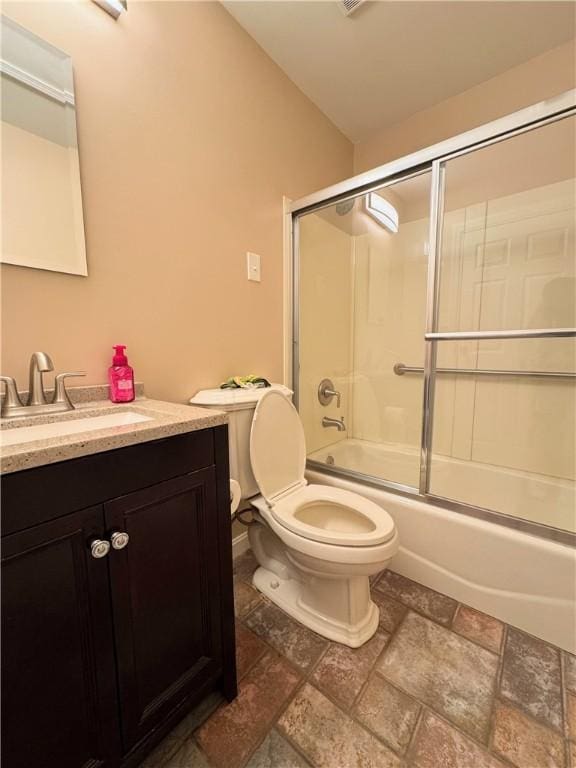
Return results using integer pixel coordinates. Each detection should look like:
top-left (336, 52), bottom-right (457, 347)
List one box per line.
top-left (108, 345), bottom-right (135, 403)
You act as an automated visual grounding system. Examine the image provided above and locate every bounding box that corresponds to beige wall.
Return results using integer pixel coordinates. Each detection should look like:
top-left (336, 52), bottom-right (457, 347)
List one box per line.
top-left (354, 40), bottom-right (576, 173)
top-left (1, 1), bottom-right (352, 401)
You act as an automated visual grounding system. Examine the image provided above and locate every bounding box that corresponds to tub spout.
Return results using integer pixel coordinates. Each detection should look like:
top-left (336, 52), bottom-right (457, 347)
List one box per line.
top-left (322, 416), bottom-right (346, 432)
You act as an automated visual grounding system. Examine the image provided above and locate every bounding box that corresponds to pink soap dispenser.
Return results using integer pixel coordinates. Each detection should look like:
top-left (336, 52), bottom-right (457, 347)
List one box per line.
top-left (108, 345), bottom-right (135, 403)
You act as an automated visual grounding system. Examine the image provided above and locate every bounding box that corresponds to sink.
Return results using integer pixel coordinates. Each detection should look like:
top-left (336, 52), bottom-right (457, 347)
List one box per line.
top-left (0, 411), bottom-right (153, 447)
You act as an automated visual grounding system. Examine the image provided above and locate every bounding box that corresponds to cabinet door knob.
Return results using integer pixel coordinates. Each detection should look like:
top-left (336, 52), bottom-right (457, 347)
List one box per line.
top-left (110, 531), bottom-right (130, 550)
top-left (90, 539), bottom-right (111, 559)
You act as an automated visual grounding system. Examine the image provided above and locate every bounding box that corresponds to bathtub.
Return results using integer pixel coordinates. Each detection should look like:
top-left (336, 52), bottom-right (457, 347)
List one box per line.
top-left (309, 438), bottom-right (575, 532)
top-left (307, 439), bottom-right (576, 653)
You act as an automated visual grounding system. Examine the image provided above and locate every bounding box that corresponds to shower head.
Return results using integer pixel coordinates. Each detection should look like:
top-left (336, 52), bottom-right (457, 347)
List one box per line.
top-left (335, 199), bottom-right (355, 216)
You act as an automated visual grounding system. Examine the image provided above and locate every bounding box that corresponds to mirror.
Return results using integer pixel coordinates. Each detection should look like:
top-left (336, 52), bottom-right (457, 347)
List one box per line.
top-left (1, 16), bottom-right (87, 276)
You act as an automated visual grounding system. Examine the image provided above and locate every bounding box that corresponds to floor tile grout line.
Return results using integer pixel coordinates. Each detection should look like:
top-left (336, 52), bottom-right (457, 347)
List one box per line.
top-left (348, 603), bottom-right (410, 714)
top-left (449, 607), bottom-right (506, 657)
top-left (203, 559), bottom-right (312, 768)
top-left (227, 601), bottom-right (331, 768)
top-left (307, 595), bottom-right (503, 761)
top-left (235, 635), bottom-right (268, 685)
top-left (352, 675), bottom-right (424, 760)
top-left (377, 571), bottom-right (537, 657)
top-left (264, 651), bottom-right (334, 767)
top-left (561, 645), bottom-right (571, 741)
top-left (495, 692), bottom-right (570, 740)
top-left (307, 626), bottom-right (393, 714)
top-left (496, 622), bottom-right (569, 738)
top-left (272, 722), bottom-right (317, 768)
top-left (195, 642), bottom-right (308, 768)
top-left (374, 586), bottom-right (458, 630)
top-left (487, 622), bottom-right (508, 757)
top-left (301, 603), bottom-right (422, 760)
top-left (375, 570), bottom-right (458, 613)
top-left (403, 705), bottom-right (428, 766)
top-left (277, 676), bottom-right (412, 766)
top-left (450, 601), bottom-right (462, 629)
top-left (408, 703), bottom-right (522, 768)
top-left (265, 603), bottom-right (413, 766)
top-left (490, 695), bottom-right (570, 768)
top-left (372, 661), bottom-right (511, 759)
top-left (155, 694), bottom-right (224, 768)
top-left (236, 589), bottom-right (329, 670)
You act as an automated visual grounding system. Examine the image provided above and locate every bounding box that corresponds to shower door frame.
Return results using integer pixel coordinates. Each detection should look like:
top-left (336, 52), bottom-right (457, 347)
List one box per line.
top-left (290, 89), bottom-right (576, 546)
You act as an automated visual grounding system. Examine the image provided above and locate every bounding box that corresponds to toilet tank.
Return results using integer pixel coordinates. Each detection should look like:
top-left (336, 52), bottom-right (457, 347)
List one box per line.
top-left (189, 384), bottom-right (293, 501)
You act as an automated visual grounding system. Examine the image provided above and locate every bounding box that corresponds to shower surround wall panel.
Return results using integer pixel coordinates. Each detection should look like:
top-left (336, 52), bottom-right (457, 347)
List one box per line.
top-left (350, 185), bottom-right (430, 487)
top-left (299, 213), bottom-right (353, 453)
top-left (351, 178), bottom-right (575, 489)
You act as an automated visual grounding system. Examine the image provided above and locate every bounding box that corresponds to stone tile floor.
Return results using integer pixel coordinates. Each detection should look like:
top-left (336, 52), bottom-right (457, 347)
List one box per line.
top-left (141, 550), bottom-right (576, 768)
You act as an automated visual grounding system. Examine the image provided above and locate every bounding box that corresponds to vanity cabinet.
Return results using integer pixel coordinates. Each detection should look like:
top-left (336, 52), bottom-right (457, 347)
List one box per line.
top-left (1, 426), bottom-right (236, 768)
top-left (2, 505), bottom-right (121, 768)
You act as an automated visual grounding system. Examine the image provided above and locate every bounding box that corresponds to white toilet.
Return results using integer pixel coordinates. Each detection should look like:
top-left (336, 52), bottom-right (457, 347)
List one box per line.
top-left (190, 385), bottom-right (399, 647)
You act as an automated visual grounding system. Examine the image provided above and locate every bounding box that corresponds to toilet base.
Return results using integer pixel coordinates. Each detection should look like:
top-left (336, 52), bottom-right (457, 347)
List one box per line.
top-left (252, 566), bottom-right (379, 648)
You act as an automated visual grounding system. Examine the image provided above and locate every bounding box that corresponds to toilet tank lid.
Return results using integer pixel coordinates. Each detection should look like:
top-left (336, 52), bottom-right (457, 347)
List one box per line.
top-left (189, 383), bottom-right (292, 407)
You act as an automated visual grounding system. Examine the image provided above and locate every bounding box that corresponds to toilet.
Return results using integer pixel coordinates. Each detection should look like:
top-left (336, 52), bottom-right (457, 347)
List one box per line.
top-left (190, 385), bottom-right (399, 647)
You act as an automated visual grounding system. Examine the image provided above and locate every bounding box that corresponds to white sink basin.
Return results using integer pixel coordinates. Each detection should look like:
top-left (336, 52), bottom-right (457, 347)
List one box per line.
top-left (0, 411), bottom-right (153, 447)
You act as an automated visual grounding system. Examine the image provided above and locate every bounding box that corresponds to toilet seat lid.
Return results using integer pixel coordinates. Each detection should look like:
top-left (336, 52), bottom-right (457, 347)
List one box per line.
top-left (250, 389), bottom-right (306, 503)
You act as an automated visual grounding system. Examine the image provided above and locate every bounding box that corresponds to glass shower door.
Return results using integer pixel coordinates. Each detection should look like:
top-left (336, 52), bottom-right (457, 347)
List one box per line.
top-left (426, 115), bottom-right (576, 533)
top-left (298, 170), bottom-right (432, 489)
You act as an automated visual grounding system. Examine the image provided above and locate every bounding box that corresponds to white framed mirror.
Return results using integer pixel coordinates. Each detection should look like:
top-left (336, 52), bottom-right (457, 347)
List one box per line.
top-left (1, 16), bottom-right (88, 276)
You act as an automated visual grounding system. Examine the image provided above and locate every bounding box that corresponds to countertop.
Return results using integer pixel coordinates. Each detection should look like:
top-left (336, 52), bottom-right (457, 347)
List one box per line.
top-left (0, 393), bottom-right (227, 475)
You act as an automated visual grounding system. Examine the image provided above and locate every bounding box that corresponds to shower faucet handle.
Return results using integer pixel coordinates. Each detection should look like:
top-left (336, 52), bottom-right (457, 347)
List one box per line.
top-left (318, 378), bottom-right (341, 408)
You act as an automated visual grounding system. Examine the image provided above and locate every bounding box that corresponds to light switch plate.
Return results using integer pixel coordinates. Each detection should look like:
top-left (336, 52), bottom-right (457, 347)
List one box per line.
top-left (247, 252), bottom-right (261, 282)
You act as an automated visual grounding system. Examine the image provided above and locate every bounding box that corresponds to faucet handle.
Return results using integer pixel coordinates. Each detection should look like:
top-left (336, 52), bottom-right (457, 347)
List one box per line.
top-left (1, 376), bottom-right (23, 416)
top-left (53, 372), bottom-right (86, 408)
top-left (318, 378), bottom-right (341, 408)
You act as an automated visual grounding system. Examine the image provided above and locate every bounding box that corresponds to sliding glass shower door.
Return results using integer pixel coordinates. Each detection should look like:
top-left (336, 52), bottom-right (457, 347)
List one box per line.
top-left (297, 171), bottom-right (432, 490)
top-left (294, 100), bottom-right (575, 539)
top-left (425, 116), bottom-right (576, 532)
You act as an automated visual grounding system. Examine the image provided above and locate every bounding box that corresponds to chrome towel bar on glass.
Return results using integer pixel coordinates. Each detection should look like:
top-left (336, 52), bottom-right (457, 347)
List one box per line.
top-left (393, 363), bottom-right (576, 380)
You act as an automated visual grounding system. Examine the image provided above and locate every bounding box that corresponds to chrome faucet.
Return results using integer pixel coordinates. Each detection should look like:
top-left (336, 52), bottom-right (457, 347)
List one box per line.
top-left (1, 352), bottom-right (85, 418)
top-left (28, 351), bottom-right (54, 406)
top-left (322, 416), bottom-right (346, 432)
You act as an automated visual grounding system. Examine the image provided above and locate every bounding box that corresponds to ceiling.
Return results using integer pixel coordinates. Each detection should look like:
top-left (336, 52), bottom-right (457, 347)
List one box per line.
top-left (223, 1), bottom-right (575, 143)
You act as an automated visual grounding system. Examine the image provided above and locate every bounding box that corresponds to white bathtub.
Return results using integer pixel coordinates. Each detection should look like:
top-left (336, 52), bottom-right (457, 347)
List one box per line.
top-left (310, 438), bottom-right (575, 532)
top-left (307, 439), bottom-right (576, 653)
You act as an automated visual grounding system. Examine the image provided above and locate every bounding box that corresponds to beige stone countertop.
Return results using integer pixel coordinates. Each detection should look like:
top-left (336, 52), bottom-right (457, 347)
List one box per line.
top-left (0, 396), bottom-right (227, 475)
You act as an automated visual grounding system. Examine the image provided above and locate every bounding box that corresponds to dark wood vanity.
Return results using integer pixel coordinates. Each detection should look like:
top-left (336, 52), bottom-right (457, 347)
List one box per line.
top-left (1, 425), bottom-right (237, 768)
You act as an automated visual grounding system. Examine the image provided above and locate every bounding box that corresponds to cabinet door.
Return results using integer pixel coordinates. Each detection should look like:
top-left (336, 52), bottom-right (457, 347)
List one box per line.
top-left (1, 507), bottom-right (120, 768)
top-left (105, 470), bottom-right (223, 753)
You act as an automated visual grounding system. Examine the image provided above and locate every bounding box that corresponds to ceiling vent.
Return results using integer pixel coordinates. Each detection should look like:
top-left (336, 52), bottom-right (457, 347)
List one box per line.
top-left (339, 0), bottom-right (367, 17)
